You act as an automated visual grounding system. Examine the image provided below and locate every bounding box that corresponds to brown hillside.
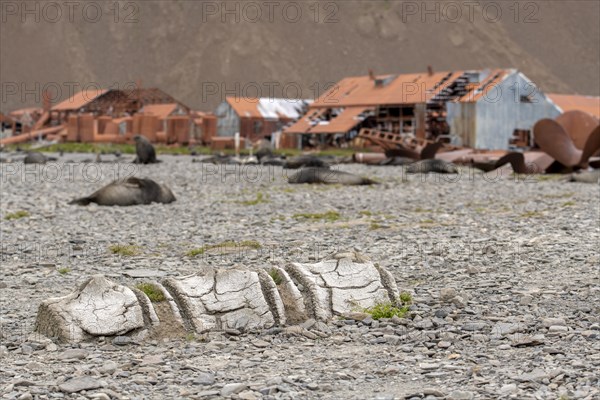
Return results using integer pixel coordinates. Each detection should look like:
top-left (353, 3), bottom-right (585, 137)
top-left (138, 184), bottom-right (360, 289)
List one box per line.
top-left (1, 1), bottom-right (598, 113)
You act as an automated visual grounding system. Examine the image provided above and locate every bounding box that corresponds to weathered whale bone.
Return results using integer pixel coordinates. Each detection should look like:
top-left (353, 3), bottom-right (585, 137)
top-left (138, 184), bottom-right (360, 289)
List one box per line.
top-left (35, 252), bottom-right (399, 342)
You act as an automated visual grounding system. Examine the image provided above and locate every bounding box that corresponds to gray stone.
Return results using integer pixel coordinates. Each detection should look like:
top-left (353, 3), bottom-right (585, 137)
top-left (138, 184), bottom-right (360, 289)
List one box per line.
top-left (549, 325), bottom-right (568, 333)
top-left (420, 363), bottom-right (440, 371)
top-left (512, 368), bottom-right (548, 382)
top-left (98, 360), bottom-right (118, 375)
top-left (542, 318), bottom-right (566, 327)
top-left (447, 390), bottom-right (474, 400)
top-left (58, 349), bottom-right (88, 360)
top-left (423, 388), bottom-right (445, 397)
top-left (59, 376), bottom-right (102, 393)
top-left (220, 383), bottom-right (248, 396)
top-left (462, 322), bottom-right (487, 331)
top-left (88, 394), bottom-right (111, 400)
top-left (193, 372), bottom-right (216, 386)
top-left (500, 383), bottom-right (517, 394)
top-left (439, 288), bottom-right (457, 302)
top-left (520, 295), bottom-right (533, 305)
top-left (112, 336), bottom-right (133, 346)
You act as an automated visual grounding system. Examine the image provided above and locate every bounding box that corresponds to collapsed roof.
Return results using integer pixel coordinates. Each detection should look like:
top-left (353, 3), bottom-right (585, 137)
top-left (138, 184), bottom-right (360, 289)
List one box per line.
top-left (225, 97), bottom-right (311, 120)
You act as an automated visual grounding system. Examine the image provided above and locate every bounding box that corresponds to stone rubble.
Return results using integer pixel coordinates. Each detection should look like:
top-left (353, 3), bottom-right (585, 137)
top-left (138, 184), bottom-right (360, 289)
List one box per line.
top-left (0, 155), bottom-right (598, 399)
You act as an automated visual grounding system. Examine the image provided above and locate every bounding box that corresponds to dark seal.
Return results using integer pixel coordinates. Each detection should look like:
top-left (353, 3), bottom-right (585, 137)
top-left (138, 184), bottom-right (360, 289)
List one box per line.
top-left (24, 152), bottom-right (49, 164)
top-left (406, 159), bottom-right (458, 174)
top-left (283, 155), bottom-right (331, 169)
top-left (69, 177), bottom-right (176, 206)
top-left (133, 135), bottom-right (159, 164)
top-left (288, 167), bottom-right (377, 185)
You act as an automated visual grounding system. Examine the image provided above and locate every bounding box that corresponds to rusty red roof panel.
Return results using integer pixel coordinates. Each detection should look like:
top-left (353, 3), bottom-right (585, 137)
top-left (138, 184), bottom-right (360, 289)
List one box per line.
top-left (284, 108), bottom-right (327, 134)
top-left (141, 103), bottom-right (179, 120)
top-left (310, 69), bottom-right (513, 108)
top-left (226, 97), bottom-right (264, 118)
top-left (52, 89), bottom-right (109, 111)
top-left (310, 106), bottom-right (375, 134)
top-left (458, 69), bottom-right (511, 103)
top-left (547, 94), bottom-right (600, 118)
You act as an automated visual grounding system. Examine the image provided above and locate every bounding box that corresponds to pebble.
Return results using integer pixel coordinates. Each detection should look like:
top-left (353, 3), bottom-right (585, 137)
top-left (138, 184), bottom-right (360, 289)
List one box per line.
top-left (98, 360), bottom-right (118, 375)
top-left (447, 390), bottom-right (474, 400)
top-left (58, 349), bottom-right (88, 360)
top-left (59, 376), bottom-right (102, 393)
top-left (542, 318), bottom-right (566, 327)
top-left (419, 363), bottom-right (440, 371)
top-left (112, 336), bottom-right (133, 346)
top-left (88, 394), bottom-right (111, 400)
top-left (439, 288), bottom-right (457, 302)
top-left (462, 322), bottom-right (487, 331)
top-left (500, 384), bottom-right (517, 393)
top-left (193, 372), bottom-right (216, 386)
top-left (221, 383), bottom-right (248, 396)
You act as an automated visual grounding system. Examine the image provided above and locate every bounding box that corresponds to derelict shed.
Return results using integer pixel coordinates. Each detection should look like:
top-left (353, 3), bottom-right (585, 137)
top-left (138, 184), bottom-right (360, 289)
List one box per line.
top-left (445, 70), bottom-right (560, 149)
top-left (51, 87), bottom-right (190, 119)
top-left (216, 97), bottom-right (311, 141)
top-left (284, 69), bottom-right (560, 150)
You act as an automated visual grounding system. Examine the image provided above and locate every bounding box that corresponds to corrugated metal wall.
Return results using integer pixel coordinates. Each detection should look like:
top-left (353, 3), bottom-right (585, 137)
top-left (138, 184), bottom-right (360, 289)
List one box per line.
top-left (447, 72), bottom-right (561, 149)
top-left (474, 72), bottom-right (560, 149)
top-left (447, 102), bottom-right (476, 147)
top-left (216, 101), bottom-right (240, 137)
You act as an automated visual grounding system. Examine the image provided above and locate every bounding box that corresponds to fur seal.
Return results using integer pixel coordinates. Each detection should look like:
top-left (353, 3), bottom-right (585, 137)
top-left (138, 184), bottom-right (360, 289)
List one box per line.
top-left (260, 155), bottom-right (286, 166)
top-left (69, 177), bottom-right (176, 206)
top-left (567, 169), bottom-right (600, 184)
top-left (195, 154), bottom-right (237, 164)
top-left (283, 155), bottom-right (331, 169)
top-left (406, 159), bottom-right (458, 174)
top-left (472, 152), bottom-right (528, 174)
top-left (385, 142), bottom-right (443, 161)
top-left (23, 152), bottom-right (49, 164)
top-left (254, 139), bottom-right (274, 161)
top-left (288, 167), bottom-right (377, 185)
top-left (380, 157), bottom-right (415, 166)
top-left (133, 135), bottom-right (159, 164)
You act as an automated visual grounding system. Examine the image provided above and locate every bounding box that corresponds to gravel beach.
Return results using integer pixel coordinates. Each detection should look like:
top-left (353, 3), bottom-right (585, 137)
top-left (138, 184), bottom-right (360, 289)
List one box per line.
top-left (1, 154), bottom-right (598, 400)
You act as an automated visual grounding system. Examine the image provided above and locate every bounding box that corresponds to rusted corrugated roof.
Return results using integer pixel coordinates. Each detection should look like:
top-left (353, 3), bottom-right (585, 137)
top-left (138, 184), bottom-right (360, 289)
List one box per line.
top-left (458, 69), bottom-right (511, 102)
top-left (547, 94), bottom-right (600, 118)
top-left (141, 103), bottom-right (179, 119)
top-left (52, 89), bottom-right (109, 111)
top-left (310, 69), bottom-right (513, 108)
top-left (284, 109), bottom-right (327, 133)
top-left (310, 107), bottom-right (375, 134)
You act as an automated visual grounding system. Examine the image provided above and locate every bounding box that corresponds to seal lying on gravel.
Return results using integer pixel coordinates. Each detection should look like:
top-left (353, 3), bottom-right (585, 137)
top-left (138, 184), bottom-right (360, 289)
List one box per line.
top-left (69, 177), bottom-right (176, 206)
top-left (288, 167), bottom-right (377, 185)
top-left (567, 169), bottom-right (600, 183)
top-left (406, 159), bottom-right (458, 174)
top-left (133, 135), bottom-right (159, 164)
top-left (471, 152), bottom-right (529, 174)
top-left (283, 155), bottom-right (331, 169)
top-left (23, 152), bottom-right (55, 164)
